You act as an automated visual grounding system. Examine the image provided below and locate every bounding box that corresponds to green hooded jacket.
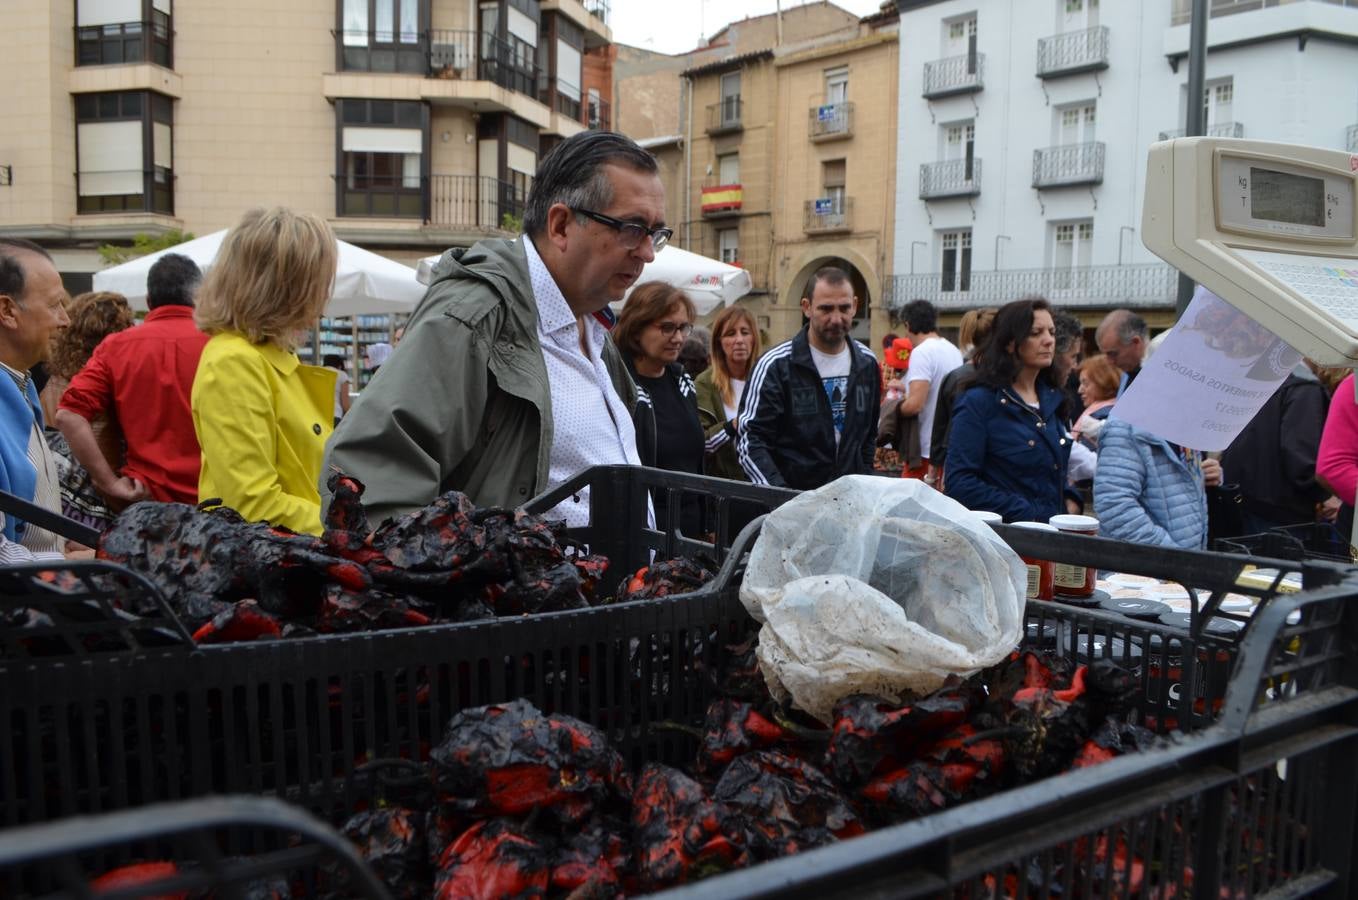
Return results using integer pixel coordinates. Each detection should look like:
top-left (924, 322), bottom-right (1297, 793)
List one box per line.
top-left (321, 237), bottom-right (637, 524)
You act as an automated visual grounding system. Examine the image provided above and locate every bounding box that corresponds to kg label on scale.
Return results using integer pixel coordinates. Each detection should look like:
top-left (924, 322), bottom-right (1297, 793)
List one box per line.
top-left (1112, 286), bottom-right (1300, 452)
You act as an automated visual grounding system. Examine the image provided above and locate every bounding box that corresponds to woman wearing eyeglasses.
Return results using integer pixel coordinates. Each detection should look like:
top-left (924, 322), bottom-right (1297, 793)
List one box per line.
top-left (613, 281), bottom-right (705, 534)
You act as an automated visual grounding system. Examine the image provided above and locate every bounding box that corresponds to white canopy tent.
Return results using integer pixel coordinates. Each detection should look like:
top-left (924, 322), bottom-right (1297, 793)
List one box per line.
top-left (416, 244), bottom-right (751, 316)
top-left (93, 230), bottom-right (425, 316)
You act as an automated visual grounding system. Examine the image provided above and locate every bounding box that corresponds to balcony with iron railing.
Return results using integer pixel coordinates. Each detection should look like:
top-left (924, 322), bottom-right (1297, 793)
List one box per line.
top-left (335, 173), bottom-right (526, 230)
top-left (886, 263), bottom-right (1179, 312)
top-left (429, 174), bottom-right (526, 231)
top-left (1158, 122), bottom-right (1245, 141)
top-left (74, 18), bottom-right (173, 68)
top-left (584, 0), bottom-right (609, 25)
top-left (706, 98), bottom-right (743, 135)
top-left (919, 158), bottom-right (981, 199)
top-left (1032, 142), bottom-right (1105, 188)
top-left (808, 102), bottom-right (853, 141)
top-left (922, 52), bottom-right (984, 99)
top-left (804, 197), bottom-right (852, 234)
top-left (1348, 124), bottom-right (1358, 152)
top-left (539, 76), bottom-right (583, 121)
top-left (336, 29), bottom-right (541, 99)
top-left (1171, 0), bottom-right (1358, 26)
top-left (1036, 26), bottom-right (1109, 78)
top-left (589, 98), bottom-right (611, 131)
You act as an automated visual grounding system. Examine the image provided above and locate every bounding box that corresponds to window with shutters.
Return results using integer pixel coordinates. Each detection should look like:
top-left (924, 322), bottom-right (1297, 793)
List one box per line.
top-left (336, 99), bottom-right (428, 218)
top-left (1056, 102), bottom-right (1096, 145)
top-left (822, 159), bottom-right (846, 213)
top-left (944, 14), bottom-right (977, 55)
top-left (1050, 220), bottom-right (1093, 286)
top-left (76, 0), bottom-right (173, 68)
top-left (75, 90), bottom-right (174, 215)
top-left (718, 153), bottom-right (740, 186)
top-left (940, 229), bottom-right (972, 293)
top-left (718, 228), bottom-right (739, 265)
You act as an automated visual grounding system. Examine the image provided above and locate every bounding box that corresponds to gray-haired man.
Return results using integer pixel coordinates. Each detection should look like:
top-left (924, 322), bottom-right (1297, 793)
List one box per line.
top-left (324, 131), bottom-right (671, 525)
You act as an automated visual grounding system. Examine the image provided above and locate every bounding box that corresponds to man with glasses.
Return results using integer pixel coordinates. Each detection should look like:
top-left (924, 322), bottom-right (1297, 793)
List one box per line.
top-left (324, 131), bottom-right (669, 525)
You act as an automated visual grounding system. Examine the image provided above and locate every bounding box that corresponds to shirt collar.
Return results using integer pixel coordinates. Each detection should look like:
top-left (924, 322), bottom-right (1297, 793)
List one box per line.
top-left (144, 305), bottom-right (196, 322)
top-left (0, 360), bottom-right (29, 392)
top-left (523, 235), bottom-right (579, 336)
top-left (254, 339), bottom-right (300, 375)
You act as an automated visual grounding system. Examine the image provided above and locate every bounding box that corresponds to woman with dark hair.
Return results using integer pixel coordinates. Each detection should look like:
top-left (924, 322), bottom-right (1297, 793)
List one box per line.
top-left (613, 281), bottom-right (704, 533)
top-left (943, 298), bottom-right (1074, 522)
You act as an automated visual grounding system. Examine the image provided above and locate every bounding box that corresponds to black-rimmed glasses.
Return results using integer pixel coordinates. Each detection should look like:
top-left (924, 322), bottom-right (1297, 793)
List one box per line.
top-left (655, 322), bottom-right (693, 337)
top-left (573, 208), bottom-right (672, 252)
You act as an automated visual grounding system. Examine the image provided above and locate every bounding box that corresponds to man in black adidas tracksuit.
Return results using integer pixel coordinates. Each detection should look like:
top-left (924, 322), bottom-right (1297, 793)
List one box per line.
top-left (736, 266), bottom-right (880, 489)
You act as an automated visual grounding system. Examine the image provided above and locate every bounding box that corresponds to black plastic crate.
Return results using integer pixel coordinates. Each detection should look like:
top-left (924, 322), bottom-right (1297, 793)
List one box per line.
top-left (651, 572), bottom-right (1358, 900)
top-left (1214, 520), bottom-right (1352, 564)
top-left (2, 467), bottom-right (1356, 898)
top-left (0, 795), bottom-right (390, 898)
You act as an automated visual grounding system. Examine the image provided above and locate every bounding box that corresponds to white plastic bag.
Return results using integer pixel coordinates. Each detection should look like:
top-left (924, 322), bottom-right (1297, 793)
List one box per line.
top-left (739, 476), bottom-right (1026, 723)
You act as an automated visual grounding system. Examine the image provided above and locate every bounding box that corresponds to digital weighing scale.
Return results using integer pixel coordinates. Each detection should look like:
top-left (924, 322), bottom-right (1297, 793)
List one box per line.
top-left (1142, 138), bottom-right (1358, 366)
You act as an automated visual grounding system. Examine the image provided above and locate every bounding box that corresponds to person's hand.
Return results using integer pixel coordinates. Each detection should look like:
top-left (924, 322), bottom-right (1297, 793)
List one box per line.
top-left (1201, 458), bottom-right (1222, 488)
top-left (1319, 496), bottom-right (1342, 523)
top-left (64, 542), bottom-right (95, 560)
top-left (1065, 497), bottom-right (1083, 515)
top-left (885, 378), bottom-right (904, 392)
top-left (99, 475), bottom-right (150, 510)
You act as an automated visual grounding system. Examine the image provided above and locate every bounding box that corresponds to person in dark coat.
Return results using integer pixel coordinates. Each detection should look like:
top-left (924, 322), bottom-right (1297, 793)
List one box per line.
top-left (944, 298), bottom-right (1074, 522)
top-left (737, 266), bottom-right (881, 490)
top-left (1219, 364), bottom-right (1333, 536)
top-left (614, 281), bottom-right (704, 534)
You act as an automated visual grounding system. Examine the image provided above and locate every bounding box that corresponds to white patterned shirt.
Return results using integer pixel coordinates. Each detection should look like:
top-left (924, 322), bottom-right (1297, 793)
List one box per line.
top-left (523, 237), bottom-right (642, 527)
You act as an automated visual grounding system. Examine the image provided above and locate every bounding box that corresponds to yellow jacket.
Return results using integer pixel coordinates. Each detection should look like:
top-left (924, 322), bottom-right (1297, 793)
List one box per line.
top-left (191, 331), bottom-right (336, 535)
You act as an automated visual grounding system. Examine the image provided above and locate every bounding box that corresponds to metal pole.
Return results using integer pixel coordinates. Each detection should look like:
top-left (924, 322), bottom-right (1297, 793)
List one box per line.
top-left (1175, 0), bottom-right (1209, 317)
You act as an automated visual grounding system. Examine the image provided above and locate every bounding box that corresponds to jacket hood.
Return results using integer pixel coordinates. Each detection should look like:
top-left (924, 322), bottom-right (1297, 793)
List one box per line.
top-left (428, 237), bottom-right (533, 306)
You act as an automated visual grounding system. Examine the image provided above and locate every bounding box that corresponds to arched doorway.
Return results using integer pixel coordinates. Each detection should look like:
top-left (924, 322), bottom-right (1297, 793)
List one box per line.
top-left (785, 251), bottom-right (878, 345)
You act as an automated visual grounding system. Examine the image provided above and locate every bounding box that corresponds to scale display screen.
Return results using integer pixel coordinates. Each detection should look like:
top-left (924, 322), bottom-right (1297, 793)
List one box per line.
top-left (1250, 167), bottom-right (1326, 227)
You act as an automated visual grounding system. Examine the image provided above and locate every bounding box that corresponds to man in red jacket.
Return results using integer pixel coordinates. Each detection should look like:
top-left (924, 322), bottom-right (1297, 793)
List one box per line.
top-left (56, 253), bottom-right (210, 507)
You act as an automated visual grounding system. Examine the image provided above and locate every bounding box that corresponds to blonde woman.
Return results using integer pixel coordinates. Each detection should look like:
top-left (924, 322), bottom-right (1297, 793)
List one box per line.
top-left (191, 208), bottom-right (337, 535)
top-left (694, 305), bottom-right (761, 482)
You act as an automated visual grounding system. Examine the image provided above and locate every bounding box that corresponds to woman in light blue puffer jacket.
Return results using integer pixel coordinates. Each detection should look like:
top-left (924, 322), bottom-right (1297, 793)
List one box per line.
top-left (1093, 418), bottom-right (1211, 549)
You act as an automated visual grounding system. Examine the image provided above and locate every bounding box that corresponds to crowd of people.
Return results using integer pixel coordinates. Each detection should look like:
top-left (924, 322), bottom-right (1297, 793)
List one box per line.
top-left (0, 128), bottom-right (1349, 563)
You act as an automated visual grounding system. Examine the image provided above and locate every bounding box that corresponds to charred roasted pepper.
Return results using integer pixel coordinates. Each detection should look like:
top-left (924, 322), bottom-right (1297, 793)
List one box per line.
top-left (713, 750), bottom-right (863, 860)
top-left (434, 819), bottom-right (549, 900)
top-left (631, 763), bottom-right (749, 890)
top-left (428, 699), bottom-right (629, 825)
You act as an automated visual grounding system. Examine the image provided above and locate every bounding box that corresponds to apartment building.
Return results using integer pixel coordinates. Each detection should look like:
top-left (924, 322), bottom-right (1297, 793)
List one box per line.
top-left (0, 0), bottom-right (613, 292)
top-left (767, 9), bottom-right (899, 344)
top-left (669, 1), bottom-right (900, 346)
top-left (890, 0), bottom-right (1358, 330)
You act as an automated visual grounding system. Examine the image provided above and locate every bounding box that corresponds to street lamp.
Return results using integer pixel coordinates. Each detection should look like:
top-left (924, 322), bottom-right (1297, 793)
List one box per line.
top-left (910, 240), bottom-right (927, 275)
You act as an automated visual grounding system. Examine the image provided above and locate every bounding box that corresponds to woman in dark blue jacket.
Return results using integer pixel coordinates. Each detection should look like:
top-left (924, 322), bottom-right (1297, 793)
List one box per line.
top-left (944, 298), bottom-right (1074, 522)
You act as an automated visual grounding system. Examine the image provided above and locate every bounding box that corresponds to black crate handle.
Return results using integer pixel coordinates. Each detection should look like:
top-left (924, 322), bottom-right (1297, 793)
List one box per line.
top-left (0, 795), bottom-right (392, 899)
top-left (0, 488), bottom-right (101, 548)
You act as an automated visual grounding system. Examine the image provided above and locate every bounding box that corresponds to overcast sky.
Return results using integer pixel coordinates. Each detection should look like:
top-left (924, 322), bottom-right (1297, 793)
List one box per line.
top-left (609, 0), bottom-right (888, 56)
